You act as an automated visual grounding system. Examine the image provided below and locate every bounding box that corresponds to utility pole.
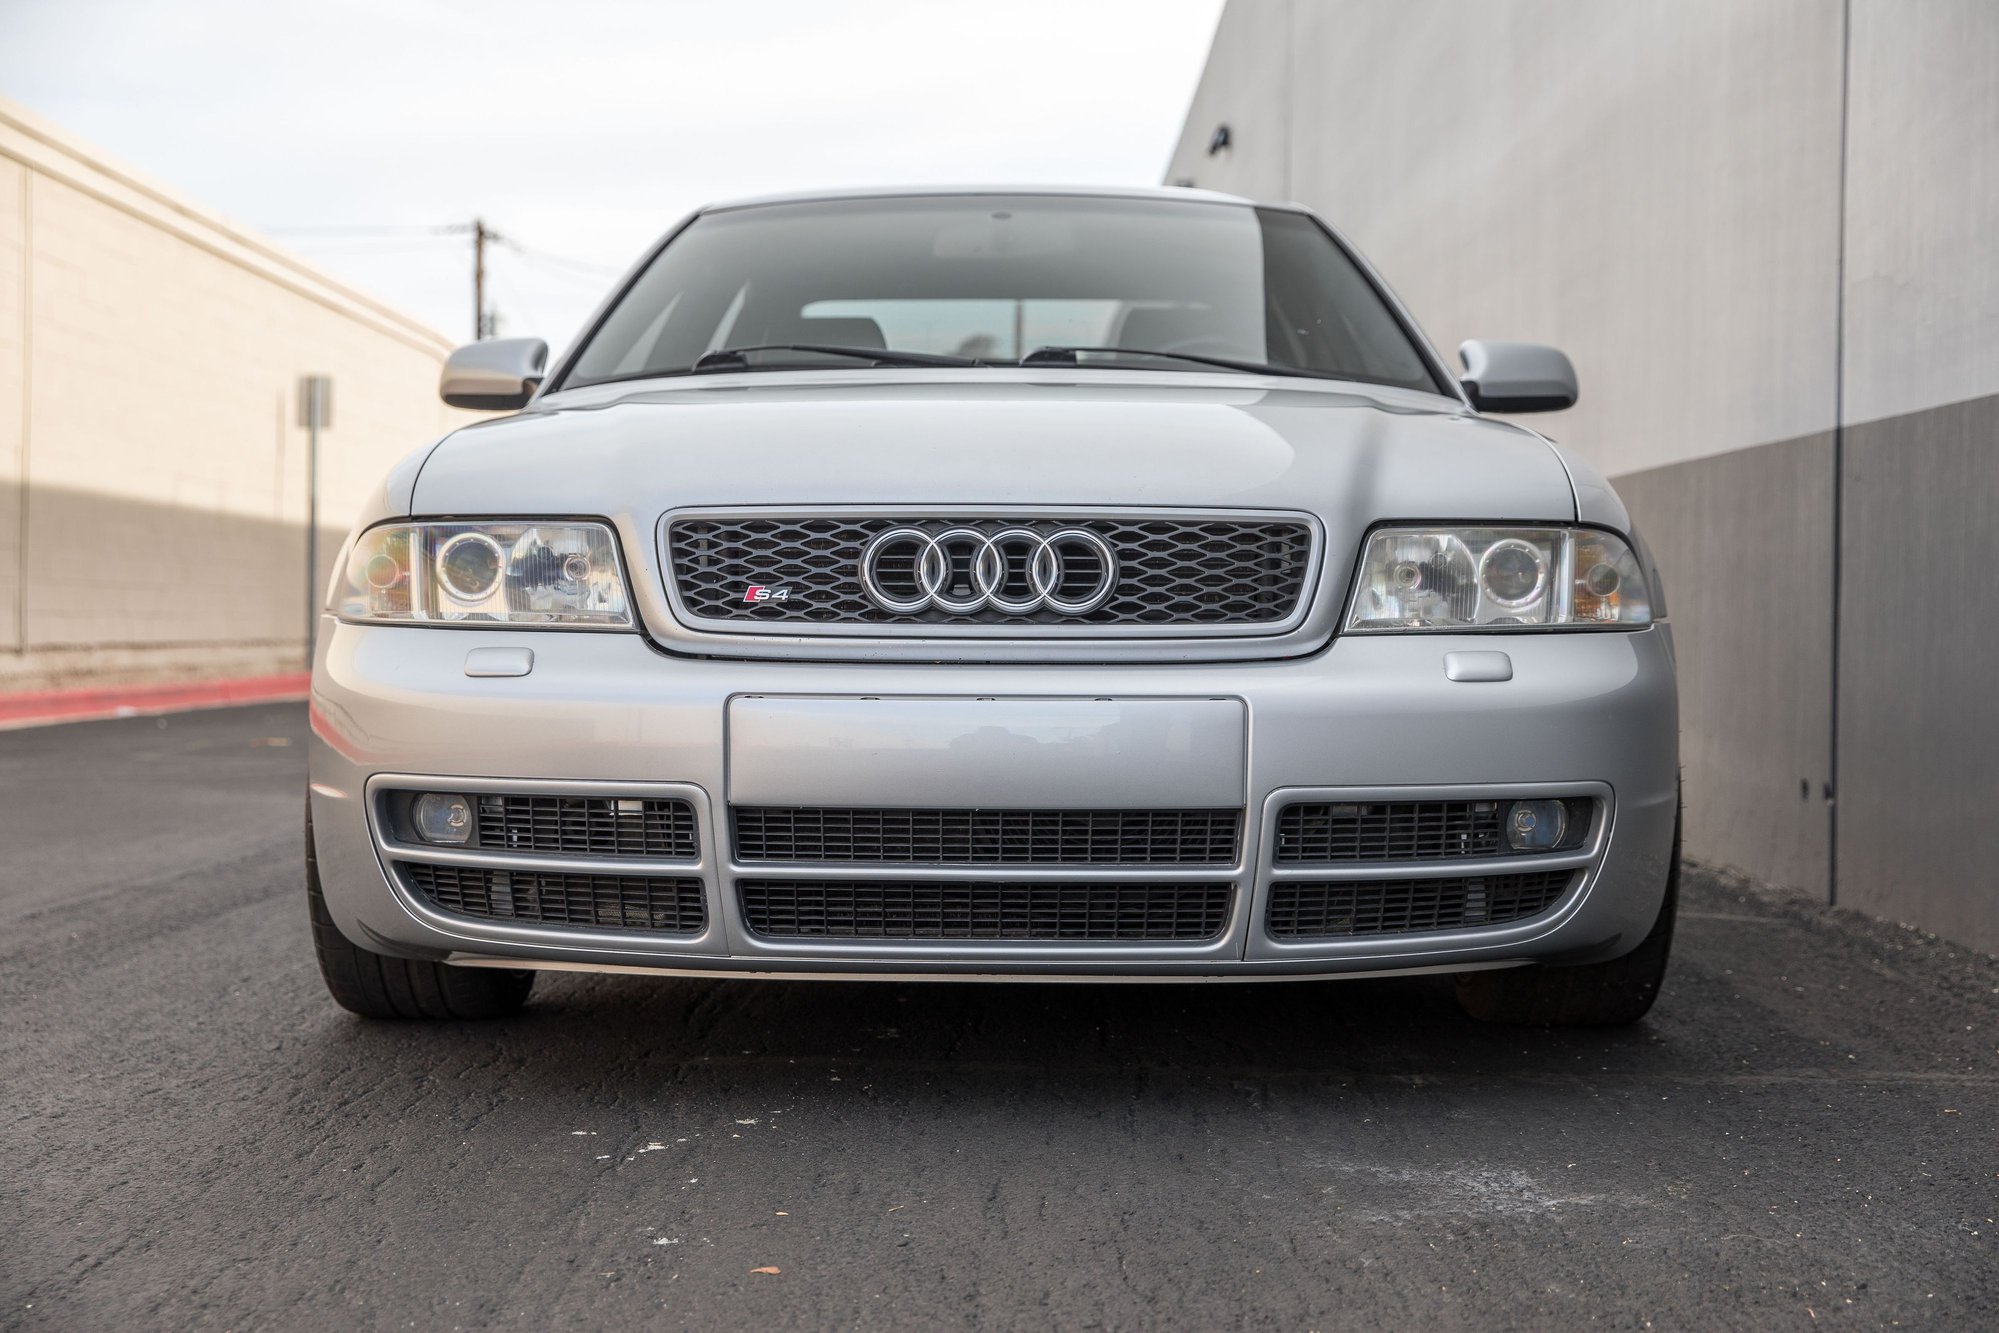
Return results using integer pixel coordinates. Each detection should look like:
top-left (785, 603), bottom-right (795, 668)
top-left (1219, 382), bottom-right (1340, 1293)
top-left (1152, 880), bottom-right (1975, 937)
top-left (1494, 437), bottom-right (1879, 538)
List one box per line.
top-left (472, 217), bottom-right (489, 340)
top-left (457, 217), bottom-right (510, 339)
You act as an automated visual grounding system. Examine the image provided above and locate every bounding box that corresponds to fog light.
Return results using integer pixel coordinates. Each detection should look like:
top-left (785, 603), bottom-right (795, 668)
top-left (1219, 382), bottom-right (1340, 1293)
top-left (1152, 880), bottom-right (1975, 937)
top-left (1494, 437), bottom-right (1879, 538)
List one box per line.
top-left (413, 793), bottom-right (473, 845)
top-left (1505, 799), bottom-right (1567, 852)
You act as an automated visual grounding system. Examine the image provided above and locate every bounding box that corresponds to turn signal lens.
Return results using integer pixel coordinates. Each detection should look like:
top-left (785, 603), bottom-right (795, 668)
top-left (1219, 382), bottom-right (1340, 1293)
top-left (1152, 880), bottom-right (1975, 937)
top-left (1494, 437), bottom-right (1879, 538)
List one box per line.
top-left (335, 521), bottom-right (632, 628)
top-left (1346, 527), bottom-right (1652, 632)
top-left (1567, 530), bottom-right (1652, 627)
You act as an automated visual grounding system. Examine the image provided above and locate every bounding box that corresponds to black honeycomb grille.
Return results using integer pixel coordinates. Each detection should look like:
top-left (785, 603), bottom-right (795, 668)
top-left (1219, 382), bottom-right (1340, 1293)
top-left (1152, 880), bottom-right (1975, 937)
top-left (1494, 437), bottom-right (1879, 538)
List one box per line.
top-left (401, 863), bottom-right (706, 933)
top-left (1265, 871), bottom-right (1575, 938)
top-left (474, 794), bottom-right (698, 859)
top-left (732, 807), bottom-right (1240, 866)
top-left (666, 517), bottom-right (1313, 626)
top-left (739, 880), bottom-right (1232, 941)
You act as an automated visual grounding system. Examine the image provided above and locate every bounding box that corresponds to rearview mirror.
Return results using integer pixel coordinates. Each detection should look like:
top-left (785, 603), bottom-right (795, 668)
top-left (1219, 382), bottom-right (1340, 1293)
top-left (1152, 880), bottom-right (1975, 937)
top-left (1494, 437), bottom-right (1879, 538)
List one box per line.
top-left (1458, 340), bottom-right (1577, 413)
top-left (440, 337), bottom-right (548, 410)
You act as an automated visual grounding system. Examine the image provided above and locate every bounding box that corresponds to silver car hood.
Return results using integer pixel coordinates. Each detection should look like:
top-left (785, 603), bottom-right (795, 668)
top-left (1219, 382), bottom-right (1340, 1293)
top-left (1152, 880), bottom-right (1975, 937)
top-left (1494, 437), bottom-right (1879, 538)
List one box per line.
top-left (417, 370), bottom-right (1570, 516)
top-left (410, 370), bottom-right (1580, 662)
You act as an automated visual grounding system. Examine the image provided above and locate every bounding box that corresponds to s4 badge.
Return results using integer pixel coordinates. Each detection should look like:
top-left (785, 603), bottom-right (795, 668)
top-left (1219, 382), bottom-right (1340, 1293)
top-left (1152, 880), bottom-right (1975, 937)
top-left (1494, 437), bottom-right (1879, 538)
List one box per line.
top-left (743, 584), bottom-right (792, 604)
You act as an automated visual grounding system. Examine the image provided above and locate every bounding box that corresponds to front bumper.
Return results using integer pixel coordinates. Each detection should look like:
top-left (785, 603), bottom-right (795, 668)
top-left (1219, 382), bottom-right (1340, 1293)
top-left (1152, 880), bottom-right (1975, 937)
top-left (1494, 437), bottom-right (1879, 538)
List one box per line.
top-left (308, 621), bottom-right (1678, 979)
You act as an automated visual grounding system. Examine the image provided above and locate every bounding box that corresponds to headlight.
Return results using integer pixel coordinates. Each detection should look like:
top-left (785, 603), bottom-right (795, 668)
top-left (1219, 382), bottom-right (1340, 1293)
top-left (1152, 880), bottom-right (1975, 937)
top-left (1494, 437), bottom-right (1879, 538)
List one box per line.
top-left (334, 520), bottom-right (632, 628)
top-left (1346, 526), bottom-right (1652, 632)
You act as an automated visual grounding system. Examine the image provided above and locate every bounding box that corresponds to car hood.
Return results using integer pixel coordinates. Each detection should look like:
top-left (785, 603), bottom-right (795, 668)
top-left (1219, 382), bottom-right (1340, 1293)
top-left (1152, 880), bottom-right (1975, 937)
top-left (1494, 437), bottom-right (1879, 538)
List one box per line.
top-left (413, 371), bottom-right (1576, 523)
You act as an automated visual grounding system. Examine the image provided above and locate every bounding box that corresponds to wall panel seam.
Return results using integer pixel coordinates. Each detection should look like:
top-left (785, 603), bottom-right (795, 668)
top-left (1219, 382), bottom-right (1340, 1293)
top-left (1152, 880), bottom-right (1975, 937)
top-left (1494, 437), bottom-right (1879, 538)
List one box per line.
top-left (1827, 0), bottom-right (1853, 908)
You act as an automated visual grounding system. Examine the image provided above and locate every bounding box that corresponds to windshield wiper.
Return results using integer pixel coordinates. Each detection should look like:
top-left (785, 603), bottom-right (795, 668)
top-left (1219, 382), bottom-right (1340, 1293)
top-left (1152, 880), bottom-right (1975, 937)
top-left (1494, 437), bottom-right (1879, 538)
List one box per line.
top-left (1019, 345), bottom-right (1336, 379)
top-left (692, 344), bottom-right (982, 372)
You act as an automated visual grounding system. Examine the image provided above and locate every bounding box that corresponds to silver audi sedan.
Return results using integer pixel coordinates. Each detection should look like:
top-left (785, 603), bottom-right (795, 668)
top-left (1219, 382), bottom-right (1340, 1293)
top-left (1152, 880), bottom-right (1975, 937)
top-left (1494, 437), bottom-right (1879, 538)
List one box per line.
top-left (307, 186), bottom-right (1678, 1026)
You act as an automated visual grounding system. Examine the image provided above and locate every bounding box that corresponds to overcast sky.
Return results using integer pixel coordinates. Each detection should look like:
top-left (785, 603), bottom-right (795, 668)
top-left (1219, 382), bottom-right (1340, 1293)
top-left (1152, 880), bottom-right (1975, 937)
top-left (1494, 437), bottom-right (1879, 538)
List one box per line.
top-left (0, 0), bottom-right (1224, 354)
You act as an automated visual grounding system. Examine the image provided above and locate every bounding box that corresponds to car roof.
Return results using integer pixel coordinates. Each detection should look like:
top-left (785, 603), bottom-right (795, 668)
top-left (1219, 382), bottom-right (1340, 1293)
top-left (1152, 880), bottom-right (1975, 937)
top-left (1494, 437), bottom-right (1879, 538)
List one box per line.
top-left (699, 183), bottom-right (1260, 213)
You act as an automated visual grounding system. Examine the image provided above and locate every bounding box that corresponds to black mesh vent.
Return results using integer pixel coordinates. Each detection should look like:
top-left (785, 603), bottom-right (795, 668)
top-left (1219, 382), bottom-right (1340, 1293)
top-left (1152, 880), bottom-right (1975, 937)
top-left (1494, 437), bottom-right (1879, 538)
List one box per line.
top-left (666, 517), bottom-right (1313, 626)
top-left (732, 808), bottom-right (1240, 866)
top-left (470, 794), bottom-right (698, 859)
top-left (1273, 800), bottom-right (1590, 863)
top-left (401, 863), bottom-right (706, 933)
top-left (1265, 871), bottom-right (1575, 938)
top-left (739, 880), bottom-right (1232, 941)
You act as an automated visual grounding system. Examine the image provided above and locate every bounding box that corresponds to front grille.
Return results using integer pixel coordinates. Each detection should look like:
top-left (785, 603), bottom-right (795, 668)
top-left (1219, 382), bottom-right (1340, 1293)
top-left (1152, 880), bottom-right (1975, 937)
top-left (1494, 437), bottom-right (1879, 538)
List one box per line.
top-left (1273, 799), bottom-right (1590, 863)
top-left (666, 516), bottom-right (1314, 627)
top-left (739, 880), bottom-right (1233, 941)
top-left (1265, 871), bottom-right (1575, 937)
top-left (472, 794), bottom-right (698, 859)
top-left (732, 807), bottom-right (1240, 866)
top-left (401, 863), bottom-right (706, 933)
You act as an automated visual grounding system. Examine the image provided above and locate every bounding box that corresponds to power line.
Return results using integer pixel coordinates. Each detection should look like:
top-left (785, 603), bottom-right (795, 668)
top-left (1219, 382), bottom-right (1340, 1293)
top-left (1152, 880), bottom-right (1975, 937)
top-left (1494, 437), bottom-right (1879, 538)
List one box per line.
top-left (265, 223), bottom-right (466, 237)
top-left (493, 235), bottom-right (621, 277)
top-left (273, 237), bottom-right (463, 254)
top-left (266, 219), bottom-right (622, 340)
top-left (486, 261), bottom-right (543, 339)
top-left (508, 248), bottom-right (621, 287)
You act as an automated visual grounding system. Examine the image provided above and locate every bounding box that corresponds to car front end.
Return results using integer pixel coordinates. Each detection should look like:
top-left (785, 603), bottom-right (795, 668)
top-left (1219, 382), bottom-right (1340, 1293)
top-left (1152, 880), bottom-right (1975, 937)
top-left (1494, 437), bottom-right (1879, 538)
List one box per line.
top-left (305, 188), bottom-right (1679, 1023)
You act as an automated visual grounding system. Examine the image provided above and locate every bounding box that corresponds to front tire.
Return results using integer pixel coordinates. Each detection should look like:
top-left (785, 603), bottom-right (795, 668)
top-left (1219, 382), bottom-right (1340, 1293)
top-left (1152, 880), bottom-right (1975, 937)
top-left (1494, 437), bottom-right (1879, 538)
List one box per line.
top-left (1453, 804), bottom-right (1680, 1026)
top-left (306, 802), bottom-right (534, 1020)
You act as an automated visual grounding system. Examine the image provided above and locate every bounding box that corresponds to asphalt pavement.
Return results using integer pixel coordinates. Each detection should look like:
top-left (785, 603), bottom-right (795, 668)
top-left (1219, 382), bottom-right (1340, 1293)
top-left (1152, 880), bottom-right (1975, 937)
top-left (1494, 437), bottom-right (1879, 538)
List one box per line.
top-left (3, 702), bottom-right (1995, 1330)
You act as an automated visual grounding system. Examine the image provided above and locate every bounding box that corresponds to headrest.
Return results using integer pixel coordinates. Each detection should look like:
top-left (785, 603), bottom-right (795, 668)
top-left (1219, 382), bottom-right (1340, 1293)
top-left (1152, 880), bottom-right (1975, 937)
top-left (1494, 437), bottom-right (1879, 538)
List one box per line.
top-left (1111, 305), bottom-right (1214, 351)
top-left (791, 315), bottom-right (887, 350)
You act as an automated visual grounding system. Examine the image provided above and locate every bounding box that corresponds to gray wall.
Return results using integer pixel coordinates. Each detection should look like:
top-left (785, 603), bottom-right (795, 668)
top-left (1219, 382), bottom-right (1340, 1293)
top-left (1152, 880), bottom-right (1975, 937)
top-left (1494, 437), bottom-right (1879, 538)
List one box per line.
top-left (1831, 4), bottom-right (1999, 946)
top-left (1168, 0), bottom-right (1999, 953)
top-left (1614, 434), bottom-right (1834, 896)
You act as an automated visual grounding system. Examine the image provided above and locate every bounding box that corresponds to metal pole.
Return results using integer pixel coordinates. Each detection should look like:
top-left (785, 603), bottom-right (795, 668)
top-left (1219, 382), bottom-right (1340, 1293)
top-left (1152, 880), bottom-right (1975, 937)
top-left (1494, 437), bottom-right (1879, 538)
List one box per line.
top-left (300, 375), bottom-right (331, 668)
top-left (305, 407), bottom-right (318, 667)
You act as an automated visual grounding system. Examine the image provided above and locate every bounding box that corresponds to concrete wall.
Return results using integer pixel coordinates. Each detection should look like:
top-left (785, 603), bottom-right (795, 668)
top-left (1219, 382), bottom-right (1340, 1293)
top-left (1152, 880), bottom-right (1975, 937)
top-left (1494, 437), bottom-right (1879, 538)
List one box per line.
top-left (0, 98), bottom-right (467, 693)
top-left (1833, 0), bottom-right (1999, 947)
top-left (1167, 0), bottom-right (1999, 952)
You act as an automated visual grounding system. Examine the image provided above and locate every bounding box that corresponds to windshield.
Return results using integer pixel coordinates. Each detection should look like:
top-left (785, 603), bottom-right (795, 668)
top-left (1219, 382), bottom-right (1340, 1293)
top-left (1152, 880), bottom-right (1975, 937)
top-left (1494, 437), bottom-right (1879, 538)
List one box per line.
top-left (561, 194), bottom-right (1447, 394)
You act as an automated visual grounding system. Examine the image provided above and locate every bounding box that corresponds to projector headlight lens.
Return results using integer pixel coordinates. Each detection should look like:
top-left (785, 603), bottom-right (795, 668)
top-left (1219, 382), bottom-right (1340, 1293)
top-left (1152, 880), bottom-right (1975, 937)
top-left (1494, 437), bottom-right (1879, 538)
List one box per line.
top-left (334, 520), bottom-right (632, 628)
top-left (435, 531), bottom-right (506, 603)
top-left (1478, 538), bottom-right (1546, 607)
top-left (1346, 526), bottom-right (1652, 632)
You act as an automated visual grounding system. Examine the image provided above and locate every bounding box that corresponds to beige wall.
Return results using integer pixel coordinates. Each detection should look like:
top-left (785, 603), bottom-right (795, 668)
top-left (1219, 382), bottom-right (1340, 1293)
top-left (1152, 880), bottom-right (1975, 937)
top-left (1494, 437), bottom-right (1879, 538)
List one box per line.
top-left (1, 153), bottom-right (25, 653)
top-left (0, 97), bottom-right (469, 692)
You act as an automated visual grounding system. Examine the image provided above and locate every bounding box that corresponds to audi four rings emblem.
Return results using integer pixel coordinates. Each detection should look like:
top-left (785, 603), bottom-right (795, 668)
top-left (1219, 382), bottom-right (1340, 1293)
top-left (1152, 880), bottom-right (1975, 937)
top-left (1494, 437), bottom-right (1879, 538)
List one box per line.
top-left (859, 526), bottom-right (1119, 615)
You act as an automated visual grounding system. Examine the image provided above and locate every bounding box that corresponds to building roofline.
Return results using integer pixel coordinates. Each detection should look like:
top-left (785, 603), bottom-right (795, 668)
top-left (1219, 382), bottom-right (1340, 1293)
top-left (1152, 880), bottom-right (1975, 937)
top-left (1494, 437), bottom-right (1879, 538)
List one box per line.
top-left (0, 94), bottom-right (458, 358)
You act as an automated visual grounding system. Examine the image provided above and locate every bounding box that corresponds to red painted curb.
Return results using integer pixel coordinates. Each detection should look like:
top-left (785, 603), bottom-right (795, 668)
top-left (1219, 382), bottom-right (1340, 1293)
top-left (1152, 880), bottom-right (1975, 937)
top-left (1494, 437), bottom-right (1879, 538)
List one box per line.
top-left (0, 672), bottom-right (311, 729)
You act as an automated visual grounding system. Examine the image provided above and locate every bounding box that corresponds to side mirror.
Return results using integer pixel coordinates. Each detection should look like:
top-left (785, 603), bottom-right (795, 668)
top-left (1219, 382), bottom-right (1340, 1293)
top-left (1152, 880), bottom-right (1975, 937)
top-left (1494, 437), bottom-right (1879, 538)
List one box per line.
top-left (440, 337), bottom-right (548, 410)
top-left (1458, 340), bottom-right (1577, 413)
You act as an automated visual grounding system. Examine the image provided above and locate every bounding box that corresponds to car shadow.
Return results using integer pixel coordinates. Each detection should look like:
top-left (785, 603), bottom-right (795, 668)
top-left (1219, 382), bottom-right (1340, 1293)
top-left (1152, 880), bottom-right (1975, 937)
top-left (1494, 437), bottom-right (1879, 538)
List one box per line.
top-left (301, 968), bottom-right (1681, 1115)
